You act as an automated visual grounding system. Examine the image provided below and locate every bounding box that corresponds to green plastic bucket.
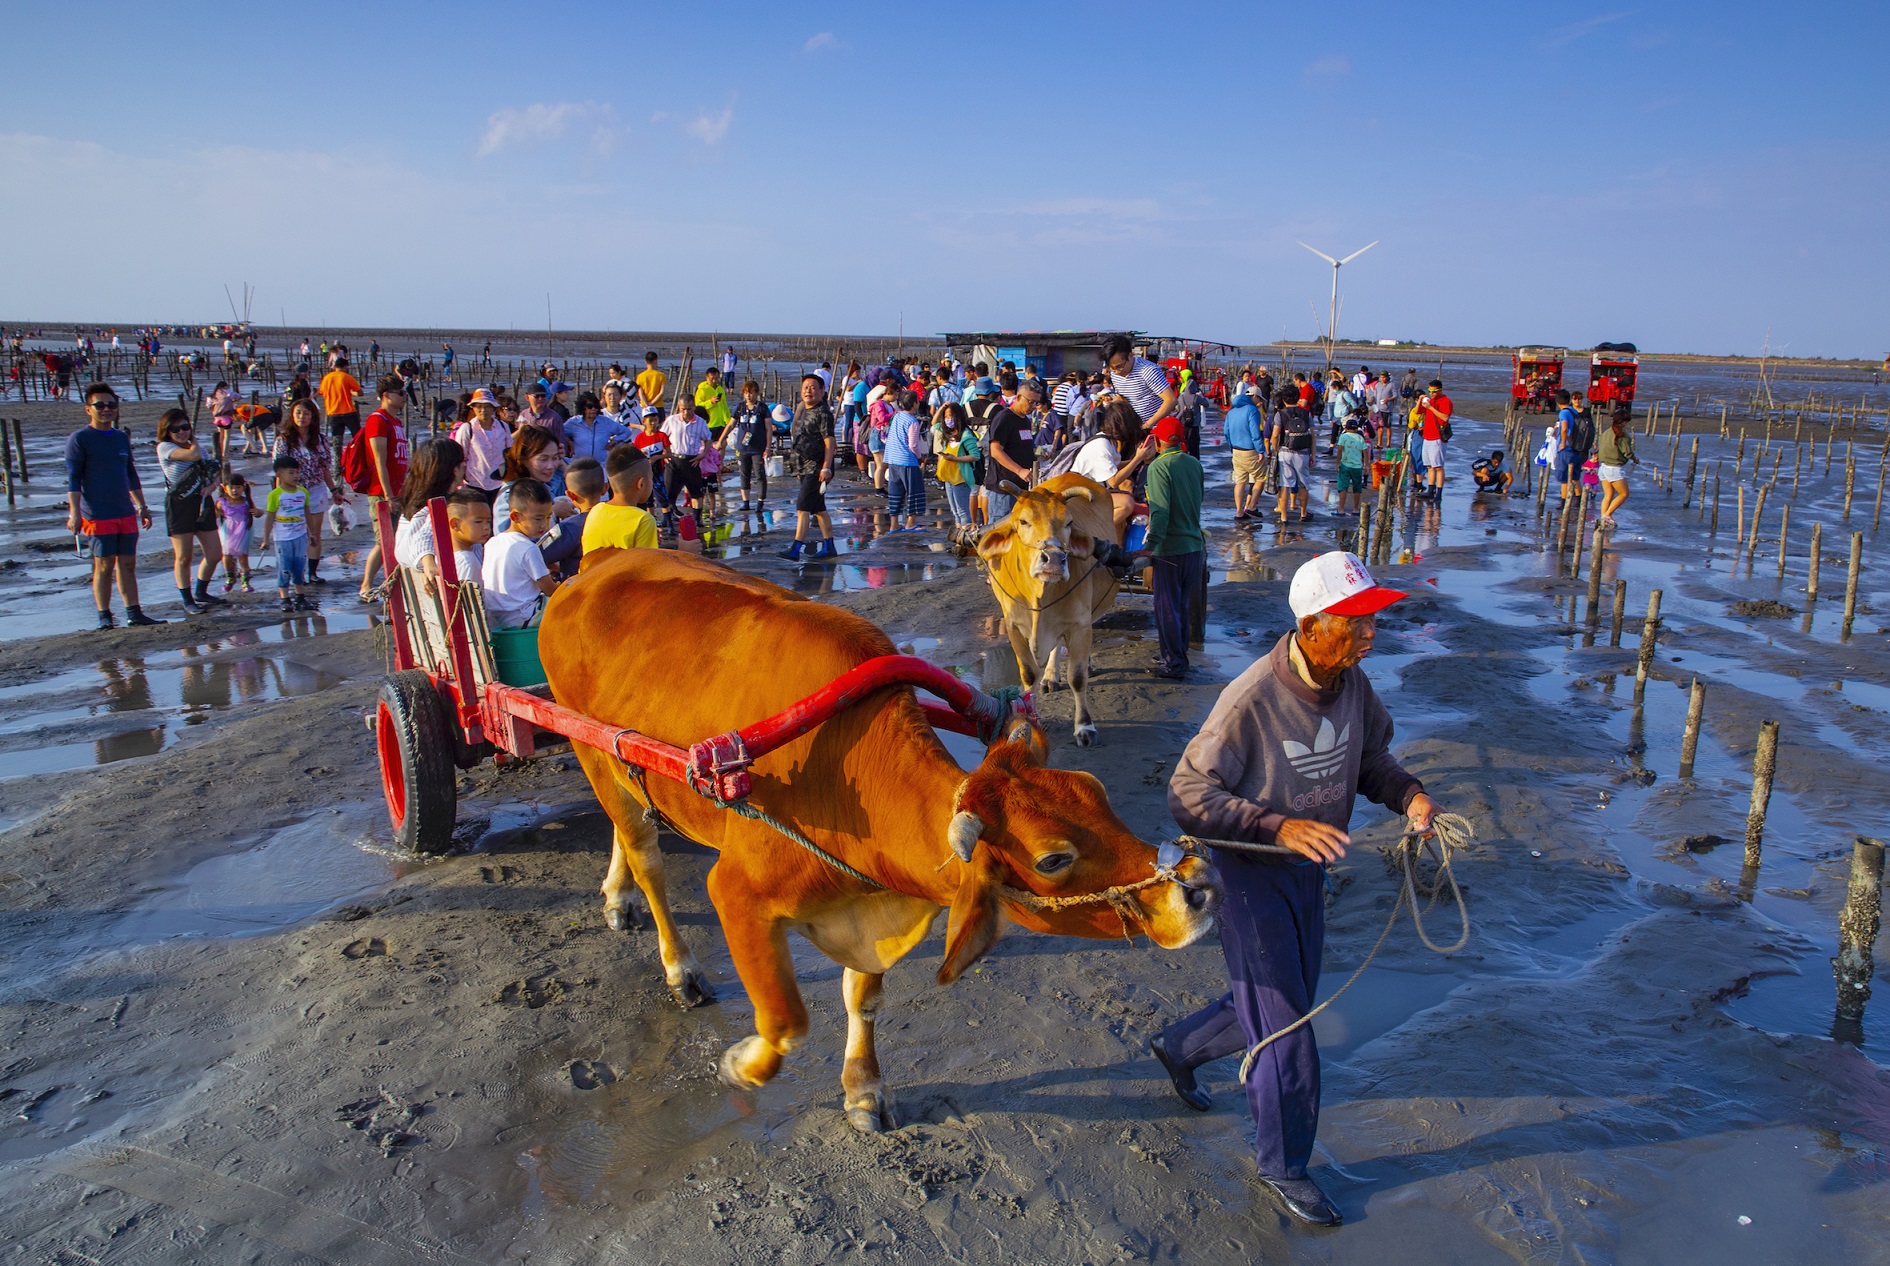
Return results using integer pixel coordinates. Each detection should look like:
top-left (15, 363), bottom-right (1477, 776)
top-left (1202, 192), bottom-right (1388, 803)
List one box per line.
top-left (490, 626), bottom-right (547, 686)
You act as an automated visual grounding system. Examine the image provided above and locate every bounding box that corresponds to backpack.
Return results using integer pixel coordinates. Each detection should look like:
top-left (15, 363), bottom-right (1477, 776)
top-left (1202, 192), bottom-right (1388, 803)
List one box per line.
top-left (1281, 407), bottom-right (1314, 453)
top-left (340, 425), bottom-right (376, 493)
top-left (1566, 409), bottom-right (1595, 457)
top-left (1039, 435), bottom-right (1101, 481)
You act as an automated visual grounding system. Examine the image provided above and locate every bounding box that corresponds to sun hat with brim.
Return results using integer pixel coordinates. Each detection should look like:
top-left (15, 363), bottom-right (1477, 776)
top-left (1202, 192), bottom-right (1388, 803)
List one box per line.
top-left (1288, 551), bottom-right (1407, 621)
top-left (468, 388), bottom-right (498, 408)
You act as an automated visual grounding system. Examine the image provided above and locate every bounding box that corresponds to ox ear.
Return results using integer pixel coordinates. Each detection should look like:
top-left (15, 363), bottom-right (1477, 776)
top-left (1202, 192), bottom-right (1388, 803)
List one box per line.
top-left (975, 522), bottom-right (1016, 562)
top-left (938, 842), bottom-right (1005, 985)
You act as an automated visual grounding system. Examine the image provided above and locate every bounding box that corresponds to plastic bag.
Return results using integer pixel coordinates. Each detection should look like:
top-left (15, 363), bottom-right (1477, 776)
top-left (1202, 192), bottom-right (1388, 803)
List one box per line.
top-left (328, 500), bottom-right (358, 537)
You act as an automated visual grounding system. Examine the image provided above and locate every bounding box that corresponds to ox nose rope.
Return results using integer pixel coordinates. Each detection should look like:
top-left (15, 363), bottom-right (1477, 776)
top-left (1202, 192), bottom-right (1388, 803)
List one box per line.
top-left (985, 559), bottom-right (1106, 615)
top-left (1169, 813), bottom-right (1476, 1085)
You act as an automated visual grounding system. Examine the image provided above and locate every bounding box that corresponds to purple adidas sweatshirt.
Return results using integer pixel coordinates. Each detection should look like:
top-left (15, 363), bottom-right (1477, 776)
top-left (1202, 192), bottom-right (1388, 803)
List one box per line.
top-left (1168, 632), bottom-right (1422, 849)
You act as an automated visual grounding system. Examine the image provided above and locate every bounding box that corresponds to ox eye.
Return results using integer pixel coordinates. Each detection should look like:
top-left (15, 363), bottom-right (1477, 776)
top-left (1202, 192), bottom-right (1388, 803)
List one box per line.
top-left (1034, 851), bottom-right (1075, 875)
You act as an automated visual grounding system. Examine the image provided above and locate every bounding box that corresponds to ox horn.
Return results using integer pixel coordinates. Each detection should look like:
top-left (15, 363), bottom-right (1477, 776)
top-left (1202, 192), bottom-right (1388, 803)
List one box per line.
top-left (948, 811), bottom-right (984, 862)
top-left (1061, 485), bottom-right (1094, 502)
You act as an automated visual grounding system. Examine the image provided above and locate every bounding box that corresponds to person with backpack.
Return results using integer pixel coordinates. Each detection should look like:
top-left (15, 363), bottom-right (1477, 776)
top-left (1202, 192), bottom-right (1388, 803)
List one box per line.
top-left (348, 375), bottom-right (410, 603)
top-left (1555, 389), bottom-right (1595, 506)
top-left (1224, 385), bottom-right (1266, 522)
top-left (1416, 380), bottom-right (1454, 502)
top-left (1270, 387), bottom-right (1317, 523)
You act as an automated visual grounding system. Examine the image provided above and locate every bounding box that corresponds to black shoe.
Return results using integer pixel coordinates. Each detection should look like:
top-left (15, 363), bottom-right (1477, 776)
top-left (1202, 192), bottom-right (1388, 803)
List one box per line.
top-left (293, 594), bottom-right (317, 612)
top-left (279, 597), bottom-right (295, 613)
top-left (95, 610), bottom-right (114, 631)
top-left (1259, 1174), bottom-right (1342, 1227)
top-left (124, 608), bottom-right (164, 627)
top-left (194, 589), bottom-right (228, 606)
top-left (1150, 1035), bottom-right (1211, 1111)
top-left (180, 597), bottom-right (204, 615)
top-left (1147, 661), bottom-right (1186, 680)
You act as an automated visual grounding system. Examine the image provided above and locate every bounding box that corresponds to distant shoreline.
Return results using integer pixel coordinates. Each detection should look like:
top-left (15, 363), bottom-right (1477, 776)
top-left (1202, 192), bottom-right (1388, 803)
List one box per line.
top-left (4, 321), bottom-right (1881, 372)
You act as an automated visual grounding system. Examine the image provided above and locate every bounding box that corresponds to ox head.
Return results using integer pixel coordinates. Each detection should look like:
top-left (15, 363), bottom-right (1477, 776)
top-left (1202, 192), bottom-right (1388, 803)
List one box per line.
top-left (935, 717), bottom-right (1217, 984)
top-left (977, 483), bottom-right (1098, 584)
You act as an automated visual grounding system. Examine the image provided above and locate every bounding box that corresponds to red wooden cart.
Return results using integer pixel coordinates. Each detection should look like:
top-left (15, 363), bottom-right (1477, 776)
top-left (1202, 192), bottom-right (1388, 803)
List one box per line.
top-left (369, 499), bottom-right (1026, 853)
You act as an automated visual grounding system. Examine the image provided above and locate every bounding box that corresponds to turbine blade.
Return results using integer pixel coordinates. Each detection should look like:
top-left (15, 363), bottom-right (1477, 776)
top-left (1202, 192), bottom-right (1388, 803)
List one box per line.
top-left (1297, 242), bottom-right (1339, 266)
top-left (1339, 240), bottom-right (1379, 265)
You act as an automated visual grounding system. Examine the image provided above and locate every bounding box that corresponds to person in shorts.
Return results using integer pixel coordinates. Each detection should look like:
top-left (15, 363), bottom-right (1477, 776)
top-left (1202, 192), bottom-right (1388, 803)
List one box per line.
top-left (356, 375), bottom-right (410, 602)
top-left (1270, 388), bottom-right (1316, 523)
top-left (320, 356), bottom-right (362, 457)
top-left (1417, 380), bottom-right (1453, 502)
top-left (65, 382), bottom-right (163, 628)
top-left (156, 408), bottom-right (228, 614)
top-left (1335, 417), bottom-right (1371, 515)
top-left (780, 374), bottom-right (837, 561)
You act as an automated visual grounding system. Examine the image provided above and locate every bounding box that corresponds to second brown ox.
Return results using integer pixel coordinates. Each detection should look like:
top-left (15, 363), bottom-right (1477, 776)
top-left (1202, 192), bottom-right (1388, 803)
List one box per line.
top-left (539, 548), bottom-right (1216, 1132)
top-left (978, 472), bottom-right (1121, 747)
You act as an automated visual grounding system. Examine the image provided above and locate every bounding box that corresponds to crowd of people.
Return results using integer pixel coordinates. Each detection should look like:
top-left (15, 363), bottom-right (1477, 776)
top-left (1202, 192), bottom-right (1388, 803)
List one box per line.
top-left (60, 329), bottom-right (1568, 642)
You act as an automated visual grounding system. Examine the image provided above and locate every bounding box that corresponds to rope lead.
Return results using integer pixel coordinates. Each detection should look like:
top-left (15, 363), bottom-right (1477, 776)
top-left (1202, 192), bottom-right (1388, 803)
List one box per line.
top-left (1230, 812), bottom-right (1476, 1084)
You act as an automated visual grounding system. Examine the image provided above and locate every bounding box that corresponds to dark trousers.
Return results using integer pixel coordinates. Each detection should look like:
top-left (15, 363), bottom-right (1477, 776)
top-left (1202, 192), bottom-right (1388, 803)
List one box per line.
top-left (1162, 853), bottom-right (1324, 1180)
top-left (1151, 549), bottom-right (1204, 673)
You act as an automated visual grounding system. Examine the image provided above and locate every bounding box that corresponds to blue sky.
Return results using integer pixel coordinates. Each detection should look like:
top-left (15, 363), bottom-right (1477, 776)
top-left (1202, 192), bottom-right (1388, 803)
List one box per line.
top-left (2, 2), bottom-right (1885, 357)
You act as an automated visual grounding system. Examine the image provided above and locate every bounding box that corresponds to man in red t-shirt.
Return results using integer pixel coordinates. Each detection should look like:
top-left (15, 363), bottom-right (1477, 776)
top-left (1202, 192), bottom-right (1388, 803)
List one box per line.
top-left (1417, 379), bottom-right (1453, 501)
top-left (357, 375), bottom-right (410, 601)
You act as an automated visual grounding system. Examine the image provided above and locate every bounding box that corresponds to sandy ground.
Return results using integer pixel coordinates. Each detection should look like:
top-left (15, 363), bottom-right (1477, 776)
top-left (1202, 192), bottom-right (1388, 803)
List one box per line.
top-left (0, 385), bottom-right (1887, 1264)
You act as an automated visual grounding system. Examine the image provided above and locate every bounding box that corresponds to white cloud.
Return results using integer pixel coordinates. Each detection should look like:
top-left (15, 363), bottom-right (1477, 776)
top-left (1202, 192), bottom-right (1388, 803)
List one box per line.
top-left (477, 102), bottom-right (619, 157)
top-left (684, 106), bottom-right (735, 146)
top-left (804, 31), bottom-right (841, 53)
top-left (1546, 12), bottom-right (1632, 48)
top-left (1302, 54), bottom-right (1351, 82)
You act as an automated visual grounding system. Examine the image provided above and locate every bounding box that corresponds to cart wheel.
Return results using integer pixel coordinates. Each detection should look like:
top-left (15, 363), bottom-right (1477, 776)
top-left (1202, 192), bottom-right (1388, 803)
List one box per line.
top-left (376, 670), bottom-right (458, 854)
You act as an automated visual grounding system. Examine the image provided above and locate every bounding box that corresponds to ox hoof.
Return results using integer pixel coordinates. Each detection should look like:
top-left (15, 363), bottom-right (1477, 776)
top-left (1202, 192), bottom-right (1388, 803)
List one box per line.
top-left (1073, 724), bottom-right (1098, 748)
top-left (845, 1091), bottom-right (899, 1134)
top-left (1039, 677), bottom-right (1059, 693)
top-left (718, 1036), bottom-right (773, 1089)
top-left (604, 904), bottom-right (638, 933)
top-left (668, 969), bottom-right (717, 1010)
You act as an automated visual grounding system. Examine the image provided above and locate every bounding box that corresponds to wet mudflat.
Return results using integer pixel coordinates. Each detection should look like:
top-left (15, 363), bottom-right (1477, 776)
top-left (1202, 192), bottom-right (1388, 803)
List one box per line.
top-left (0, 385), bottom-right (1885, 1263)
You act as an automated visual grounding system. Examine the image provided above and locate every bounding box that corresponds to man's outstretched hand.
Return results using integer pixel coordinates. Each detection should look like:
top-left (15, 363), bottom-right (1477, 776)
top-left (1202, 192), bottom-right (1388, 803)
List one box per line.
top-left (1276, 818), bottom-right (1349, 863)
top-left (1406, 793), bottom-right (1437, 834)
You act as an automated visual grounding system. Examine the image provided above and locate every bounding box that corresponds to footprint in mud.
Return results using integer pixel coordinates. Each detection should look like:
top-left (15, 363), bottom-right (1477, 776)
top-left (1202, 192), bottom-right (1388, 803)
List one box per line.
top-left (341, 937), bottom-right (387, 960)
top-left (478, 866), bottom-right (522, 884)
top-left (566, 1059), bottom-right (618, 1090)
top-left (494, 975), bottom-right (568, 1009)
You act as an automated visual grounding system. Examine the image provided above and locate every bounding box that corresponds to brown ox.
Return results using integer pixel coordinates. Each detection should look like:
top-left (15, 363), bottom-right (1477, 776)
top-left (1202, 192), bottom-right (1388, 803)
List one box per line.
top-left (539, 548), bottom-right (1215, 1132)
top-left (977, 472), bottom-right (1121, 746)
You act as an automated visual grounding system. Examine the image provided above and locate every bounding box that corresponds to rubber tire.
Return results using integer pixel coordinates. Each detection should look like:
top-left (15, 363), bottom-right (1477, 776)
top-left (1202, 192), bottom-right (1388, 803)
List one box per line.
top-left (376, 670), bottom-right (458, 854)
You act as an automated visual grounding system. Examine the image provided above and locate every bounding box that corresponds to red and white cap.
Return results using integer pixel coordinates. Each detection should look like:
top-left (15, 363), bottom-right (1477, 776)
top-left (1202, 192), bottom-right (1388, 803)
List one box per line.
top-left (1288, 551), bottom-right (1407, 621)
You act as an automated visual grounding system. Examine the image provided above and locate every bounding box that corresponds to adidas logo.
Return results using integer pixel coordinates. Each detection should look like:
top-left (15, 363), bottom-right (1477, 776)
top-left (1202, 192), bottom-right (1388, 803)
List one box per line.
top-left (1283, 717), bottom-right (1351, 781)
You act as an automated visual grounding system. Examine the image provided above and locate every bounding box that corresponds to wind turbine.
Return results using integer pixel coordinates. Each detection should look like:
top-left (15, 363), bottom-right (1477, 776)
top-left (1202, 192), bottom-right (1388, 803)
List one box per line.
top-left (1298, 240), bottom-right (1377, 369)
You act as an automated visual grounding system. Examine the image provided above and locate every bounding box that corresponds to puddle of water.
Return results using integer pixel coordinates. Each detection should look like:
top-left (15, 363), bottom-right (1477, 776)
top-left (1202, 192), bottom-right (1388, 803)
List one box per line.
top-left (0, 652), bottom-right (349, 778)
top-left (1313, 968), bottom-right (1459, 1062)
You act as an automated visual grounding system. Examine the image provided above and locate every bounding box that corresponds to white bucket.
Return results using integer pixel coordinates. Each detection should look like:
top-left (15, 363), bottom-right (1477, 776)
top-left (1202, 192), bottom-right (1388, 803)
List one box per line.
top-left (764, 456), bottom-right (786, 478)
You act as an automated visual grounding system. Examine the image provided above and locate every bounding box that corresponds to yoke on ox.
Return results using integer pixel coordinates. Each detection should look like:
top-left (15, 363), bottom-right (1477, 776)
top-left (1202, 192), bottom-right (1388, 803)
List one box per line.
top-left (540, 548), bottom-right (1215, 1133)
top-left (977, 473), bottom-right (1121, 747)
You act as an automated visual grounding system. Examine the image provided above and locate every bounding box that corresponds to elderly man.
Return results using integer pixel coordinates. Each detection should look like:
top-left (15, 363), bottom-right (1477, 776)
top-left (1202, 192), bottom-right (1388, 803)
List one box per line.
top-left (1151, 551), bottom-right (1438, 1227)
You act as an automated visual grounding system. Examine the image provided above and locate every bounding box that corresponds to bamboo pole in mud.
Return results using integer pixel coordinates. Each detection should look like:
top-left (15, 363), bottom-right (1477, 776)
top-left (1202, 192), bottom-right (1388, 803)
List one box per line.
top-left (1585, 524), bottom-right (1605, 622)
top-left (1633, 588), bottom-right (1662, 702)
top-left (1735, 431), bottom-right (1746, 470)
top-left (1710, 475), bottom-right (1721, 535)
top-left (1683, 437), bottom-right (1699, 507)
top-left (1742, 719), bottom-right (1781, 870)
top-left (1735, 483), bottom-right (1746, 550)
top-left (8, 418), bottom-right (21, 479)
top-left (1678, 678), bottom-right (1706, 778)
top-left (1356, 498), bottom-right (1371, 560)
top-left (1808, 522), bottom-right (1823, 600)
top-left (1844, 455), bottom-right (1856, 518)
top-left (1778, 504), bottom-right (1791, 579)
top-left (1611, 579), bottom-right (1628, 647)
top-left (1842, 532), bottom-right (1863, 638)
top-left (1746, 485), bottom-right (1768, 562)
top-left (1, 427), bottom-right (12, 508)
top-left (1833, 837), bottom-right (1884, 1027)
top-left (1793, 446), bottom-right (1803, 499)
top-left (1875, 459), bottom-right (1886, 532)
top-left (1571, 489), bottom-right (1591, 577)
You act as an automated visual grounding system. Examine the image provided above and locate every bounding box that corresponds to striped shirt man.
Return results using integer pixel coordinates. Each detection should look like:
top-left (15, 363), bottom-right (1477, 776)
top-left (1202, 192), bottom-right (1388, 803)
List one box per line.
top-left (1051, 380), bottom-right (1079, 416)
top-left (1110, 356), bottom-right (1177, 422)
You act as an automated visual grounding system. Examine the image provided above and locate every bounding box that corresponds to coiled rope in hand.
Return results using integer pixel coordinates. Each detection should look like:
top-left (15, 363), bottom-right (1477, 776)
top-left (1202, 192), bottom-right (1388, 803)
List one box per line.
top-left (1177, 812), bottom-right (1477, 1085)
